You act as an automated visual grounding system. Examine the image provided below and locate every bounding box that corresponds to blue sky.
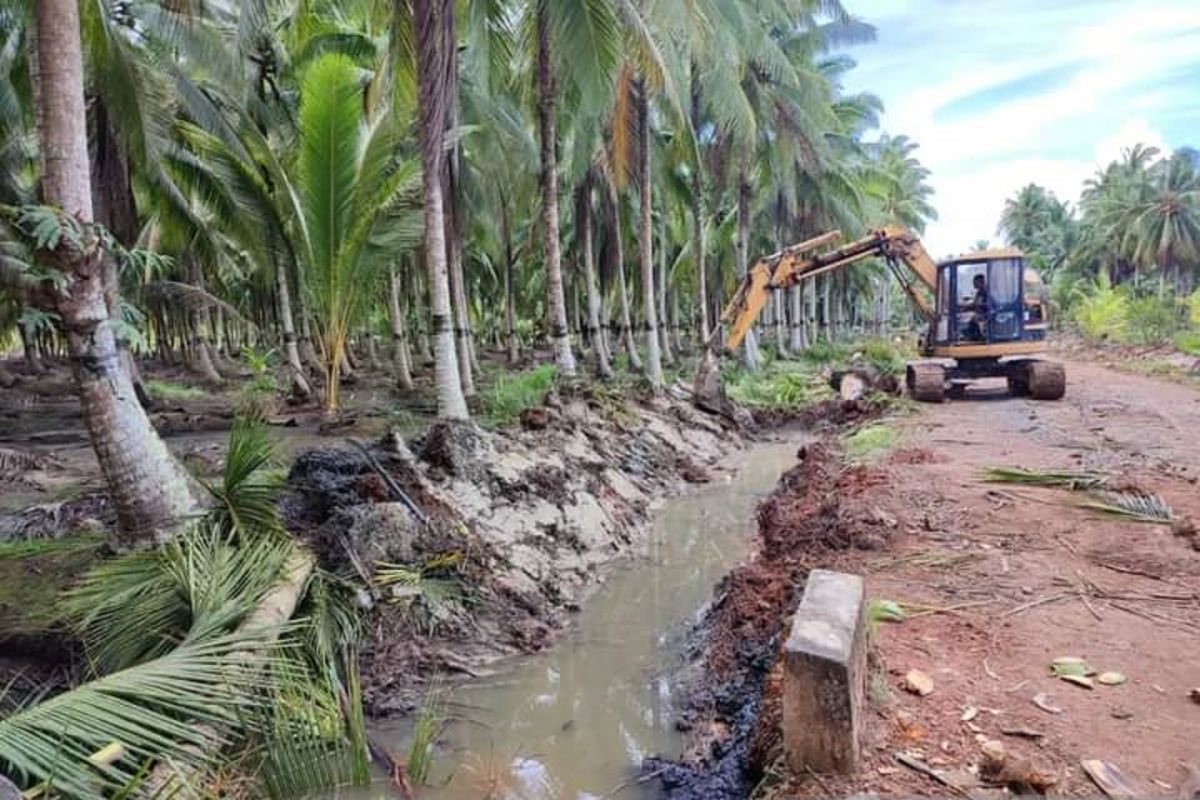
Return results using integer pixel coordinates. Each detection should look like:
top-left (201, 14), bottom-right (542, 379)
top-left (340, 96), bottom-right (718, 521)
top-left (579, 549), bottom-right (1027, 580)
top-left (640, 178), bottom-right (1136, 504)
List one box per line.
top-left (837, 0), bottom-right (1200, 256)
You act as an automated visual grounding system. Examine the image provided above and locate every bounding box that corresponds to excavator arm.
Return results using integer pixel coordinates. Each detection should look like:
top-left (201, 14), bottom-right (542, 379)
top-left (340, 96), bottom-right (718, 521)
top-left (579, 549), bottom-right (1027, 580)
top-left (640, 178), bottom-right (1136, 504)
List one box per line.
top-left (721, 225), bottom-right (941, 350)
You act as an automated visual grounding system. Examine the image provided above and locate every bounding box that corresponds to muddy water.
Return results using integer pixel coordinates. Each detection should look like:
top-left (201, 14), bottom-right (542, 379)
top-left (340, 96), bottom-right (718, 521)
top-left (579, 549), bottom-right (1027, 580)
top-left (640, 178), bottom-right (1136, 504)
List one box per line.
top-left (346, 435), bottom-right (806, 800)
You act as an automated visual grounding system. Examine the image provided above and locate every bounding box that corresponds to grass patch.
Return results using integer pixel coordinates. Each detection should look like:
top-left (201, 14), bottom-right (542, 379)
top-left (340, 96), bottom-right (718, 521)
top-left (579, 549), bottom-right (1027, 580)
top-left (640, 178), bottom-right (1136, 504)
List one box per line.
top-left (146, 378), bottom-right (208, 401)
top-left (843, 423), bottom-right (899, 462)
top-left (479, 364), bottom-right (557, 426)
top-left (1173, 330), bottom-right (1200, 356)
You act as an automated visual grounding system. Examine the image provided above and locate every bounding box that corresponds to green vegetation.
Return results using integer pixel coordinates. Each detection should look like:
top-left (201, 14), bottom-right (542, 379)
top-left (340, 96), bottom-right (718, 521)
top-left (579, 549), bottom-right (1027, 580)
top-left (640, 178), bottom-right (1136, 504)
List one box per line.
top-left (406, 682), bottom-right (447, 787)
top-left (145, 379), bottom-right (208, 402)
top-left (479, 365), bottom-right (558, 426)
top-left (0, 424), bottom-right (368, 798)
top-left (1000, 147), bottom-right (1199, 352)
top-left (725, 362), bottom-right (830, 409)
top-left (1173, 330), bottom-right (1200, 356)
top-left (0, 535), bottom-right (103, 561)
top-left (843, 423), bottom-right (900, 462)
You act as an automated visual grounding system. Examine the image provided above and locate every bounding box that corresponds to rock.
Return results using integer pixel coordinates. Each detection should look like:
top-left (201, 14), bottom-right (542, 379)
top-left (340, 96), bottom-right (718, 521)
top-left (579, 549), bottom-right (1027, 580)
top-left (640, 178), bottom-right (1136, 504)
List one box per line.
top-left (904, 669), bottom-right (935, 696)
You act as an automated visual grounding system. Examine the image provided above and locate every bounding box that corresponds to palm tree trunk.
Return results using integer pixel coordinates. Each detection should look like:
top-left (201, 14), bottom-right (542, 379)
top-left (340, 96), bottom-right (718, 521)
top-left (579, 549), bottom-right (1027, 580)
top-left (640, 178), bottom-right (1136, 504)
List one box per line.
top-left (535, 5), bottom-right (576, 376)
top-left (501, 199), bottom-right (520, 364)
top-left (657, 210), bottom-right (674, 366)
top-left (736, 176), bottom-right (762, 370)
top-left (789, 285), bottom-right (803, 351)
top-left (275, 260), bottom-right (312, 399)
top-left (443, 33), bottom-right (476, 398)
top-left (19, 320), bottom-right (46, 375)
top-left (614, 244), bottom-right (641, 369)
top-left (388, 264), bottom-right (415, 391)
top-left (822, 273), bottom-right (832, 341)
top-left (580, 178), bottom-right (612, 379)
top-left (290, 260), bottom-right (323, 374)
top-left (635, 79), bottom-right (663, 390)
top-left (600, 165), bottom-right (641, 370)
top-left (31, 0), bottom-right (201, 545)
top-left (690, 62), bottom-right (709, 345)
top-left (415, 0), bottom-right (468, 419)
top-left (671, 288), bottom-right (683, 353)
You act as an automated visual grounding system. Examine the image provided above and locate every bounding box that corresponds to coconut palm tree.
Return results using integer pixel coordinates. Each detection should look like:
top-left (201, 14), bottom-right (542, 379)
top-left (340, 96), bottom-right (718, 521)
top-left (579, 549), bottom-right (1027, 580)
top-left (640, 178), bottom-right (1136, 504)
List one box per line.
top-left (415, 0), bottom-right (469, 418)
top-left (24, 0), bottom-right (202, 546)
top-left (1123, 151), bottom-right (1200, 295)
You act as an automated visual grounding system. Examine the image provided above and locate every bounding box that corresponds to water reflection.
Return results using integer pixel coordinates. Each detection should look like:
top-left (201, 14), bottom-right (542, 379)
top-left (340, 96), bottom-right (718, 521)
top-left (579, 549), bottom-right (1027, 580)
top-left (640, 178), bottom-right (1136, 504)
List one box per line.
top-left (347, 438), bottom-right (806, 800)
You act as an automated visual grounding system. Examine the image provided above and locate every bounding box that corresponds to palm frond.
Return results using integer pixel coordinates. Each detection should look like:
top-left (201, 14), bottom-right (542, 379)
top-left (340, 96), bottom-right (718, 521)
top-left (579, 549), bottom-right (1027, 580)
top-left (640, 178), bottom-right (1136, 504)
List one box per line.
top-left (982, 466), bottom-right (1108, 490)
top-left (1080, 491), bottom-right (1174, 523)
top-left (205, 420), bottom-right (285, 532)
top-left (0, 633), bottom-right (286, 798)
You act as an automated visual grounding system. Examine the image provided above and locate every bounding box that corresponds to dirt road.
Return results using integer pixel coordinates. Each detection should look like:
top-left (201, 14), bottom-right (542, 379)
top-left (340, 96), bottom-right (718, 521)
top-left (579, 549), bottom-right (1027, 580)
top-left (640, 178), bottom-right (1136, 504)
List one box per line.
top-left (828, 358), bottom-right (1200, 795)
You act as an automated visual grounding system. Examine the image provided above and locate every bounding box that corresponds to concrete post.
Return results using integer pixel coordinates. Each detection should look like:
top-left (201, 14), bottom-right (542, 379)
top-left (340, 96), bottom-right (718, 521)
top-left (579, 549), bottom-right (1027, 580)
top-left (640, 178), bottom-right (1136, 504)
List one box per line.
top-left (782, 569), bottom-right (867, 774)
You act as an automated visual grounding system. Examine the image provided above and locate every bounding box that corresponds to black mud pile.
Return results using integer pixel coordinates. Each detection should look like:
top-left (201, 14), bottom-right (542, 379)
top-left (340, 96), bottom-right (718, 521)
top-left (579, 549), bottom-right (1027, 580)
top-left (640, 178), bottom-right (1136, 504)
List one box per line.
top-left (648, 432), bottom-right (893, 799)
top-left (283, 388), bottom-right (743, 715)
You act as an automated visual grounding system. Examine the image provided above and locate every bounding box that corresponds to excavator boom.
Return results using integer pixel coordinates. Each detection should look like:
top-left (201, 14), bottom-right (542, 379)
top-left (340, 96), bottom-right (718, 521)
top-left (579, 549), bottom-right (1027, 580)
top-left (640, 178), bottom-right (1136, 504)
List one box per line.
top-left (722, 225), bottom-right (940, 350)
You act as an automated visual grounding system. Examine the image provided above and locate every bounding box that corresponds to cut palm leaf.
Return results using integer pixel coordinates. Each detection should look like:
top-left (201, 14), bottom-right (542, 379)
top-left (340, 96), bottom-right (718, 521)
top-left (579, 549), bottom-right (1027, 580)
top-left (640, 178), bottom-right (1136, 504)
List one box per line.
top-left (0, 633), bottom-right (285, 799)
top-left (981, 467), bottom-right (1108, 490)
top-left (1079, 491), bottom-right (1174, 523)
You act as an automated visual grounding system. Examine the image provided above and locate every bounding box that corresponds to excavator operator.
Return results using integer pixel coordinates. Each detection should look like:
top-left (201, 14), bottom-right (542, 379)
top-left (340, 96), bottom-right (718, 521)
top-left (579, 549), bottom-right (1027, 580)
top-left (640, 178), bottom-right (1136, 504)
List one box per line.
top-left (966, 273), bottom-right (988, 341)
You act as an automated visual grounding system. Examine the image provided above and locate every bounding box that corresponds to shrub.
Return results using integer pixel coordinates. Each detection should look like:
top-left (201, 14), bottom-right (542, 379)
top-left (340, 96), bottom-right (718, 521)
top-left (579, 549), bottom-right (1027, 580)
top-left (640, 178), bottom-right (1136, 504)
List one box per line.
top-left (859, 337), bottom-right (908, 375)
top-left (1125, 295), bottom-right (1177, 345)
top-left (1072, 277), bottom-right (1129, 344)
top-left (1187, 290), bottom-right (1200, 328)
top-left (726, 367), bottom-right (828, 409)
top-left (1174, 330), bottom-right (1200, 356)
top-left (481, 364), bottom-right (557, 425)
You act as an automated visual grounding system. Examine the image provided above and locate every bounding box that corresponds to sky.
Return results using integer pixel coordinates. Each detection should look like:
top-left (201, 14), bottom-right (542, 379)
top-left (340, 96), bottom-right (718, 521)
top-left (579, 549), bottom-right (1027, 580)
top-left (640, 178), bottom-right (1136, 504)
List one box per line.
top-left (837, 0), bottom-right (1200, 257)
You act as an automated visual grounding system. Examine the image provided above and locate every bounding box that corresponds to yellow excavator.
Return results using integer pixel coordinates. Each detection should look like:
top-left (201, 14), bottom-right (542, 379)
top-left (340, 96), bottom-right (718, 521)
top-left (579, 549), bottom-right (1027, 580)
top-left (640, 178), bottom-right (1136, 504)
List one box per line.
top-left (718, 226), bottom-right (1066, 402)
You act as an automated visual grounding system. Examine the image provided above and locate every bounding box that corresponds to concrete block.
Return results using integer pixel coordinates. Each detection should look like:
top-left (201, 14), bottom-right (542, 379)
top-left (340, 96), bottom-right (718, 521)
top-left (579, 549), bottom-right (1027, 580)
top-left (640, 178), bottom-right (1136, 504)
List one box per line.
top-left (782, 569), bottom-right (867, 774)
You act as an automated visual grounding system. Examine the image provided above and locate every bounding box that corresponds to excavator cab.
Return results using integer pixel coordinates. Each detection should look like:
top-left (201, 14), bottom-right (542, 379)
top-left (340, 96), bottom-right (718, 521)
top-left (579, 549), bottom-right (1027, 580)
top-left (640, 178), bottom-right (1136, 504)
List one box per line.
top-left (933, 250), bottom-right (1027, 347)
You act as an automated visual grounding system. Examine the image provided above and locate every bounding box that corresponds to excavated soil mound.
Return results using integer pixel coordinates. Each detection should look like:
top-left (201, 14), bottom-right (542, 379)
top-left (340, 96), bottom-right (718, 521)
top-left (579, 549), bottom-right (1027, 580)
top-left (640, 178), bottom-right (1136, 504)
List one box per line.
top-left (650, 431), bottom-right (893, 799)
top-left (283, 388), bottom-right (744, 715)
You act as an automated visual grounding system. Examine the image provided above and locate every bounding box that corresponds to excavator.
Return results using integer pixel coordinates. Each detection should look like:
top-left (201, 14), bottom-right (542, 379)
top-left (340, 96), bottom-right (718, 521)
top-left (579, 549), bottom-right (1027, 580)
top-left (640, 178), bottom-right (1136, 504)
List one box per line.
top-left (716, 226), bottom-right (1066, 402)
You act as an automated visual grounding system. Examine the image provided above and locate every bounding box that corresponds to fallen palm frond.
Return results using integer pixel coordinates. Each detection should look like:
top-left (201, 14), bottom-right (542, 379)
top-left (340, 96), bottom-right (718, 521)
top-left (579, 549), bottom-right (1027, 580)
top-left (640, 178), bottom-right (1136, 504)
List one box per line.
top-left (0, 632), bottom-right (286, 798)
top-left (1079, 491), bottom-right (1174, 523)
top-left (374, 554), bottom-right (468, 635)
top-left (981, 467), bottom-right (1108, 490)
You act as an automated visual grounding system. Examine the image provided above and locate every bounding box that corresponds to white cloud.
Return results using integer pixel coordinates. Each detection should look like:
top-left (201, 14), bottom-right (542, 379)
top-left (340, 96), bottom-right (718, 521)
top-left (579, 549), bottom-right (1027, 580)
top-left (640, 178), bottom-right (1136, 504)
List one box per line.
top-left (1093, 120), bottom-right (1170, 165)
top-left (839, 0), bottom-right (1200, 255)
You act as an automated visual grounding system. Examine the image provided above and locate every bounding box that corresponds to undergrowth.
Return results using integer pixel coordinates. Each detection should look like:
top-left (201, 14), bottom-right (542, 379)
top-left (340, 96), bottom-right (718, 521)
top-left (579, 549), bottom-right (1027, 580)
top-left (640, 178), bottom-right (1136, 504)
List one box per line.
top-left (843, 423), bottom-right (899, 462)
top-left (724, 363), bottom-right (830, 409)
top-left (146, 378), bottom-right (207, 401)
top-left (479, 364), bottom-right (557, 426)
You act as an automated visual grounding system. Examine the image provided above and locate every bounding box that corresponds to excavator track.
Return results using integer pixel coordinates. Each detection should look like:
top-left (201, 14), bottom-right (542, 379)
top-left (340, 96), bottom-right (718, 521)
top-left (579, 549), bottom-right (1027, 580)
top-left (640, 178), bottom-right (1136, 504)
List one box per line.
top-left (906, 362), bottom-right (946, 403)
top-left (1027, 360), bottom-right (1066, 400)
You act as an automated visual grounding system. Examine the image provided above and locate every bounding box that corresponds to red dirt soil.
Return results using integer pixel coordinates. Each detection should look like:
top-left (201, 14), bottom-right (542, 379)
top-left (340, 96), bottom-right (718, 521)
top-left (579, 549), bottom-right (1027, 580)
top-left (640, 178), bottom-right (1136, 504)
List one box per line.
top-left (772, 358), bottom-right (1200, 797)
